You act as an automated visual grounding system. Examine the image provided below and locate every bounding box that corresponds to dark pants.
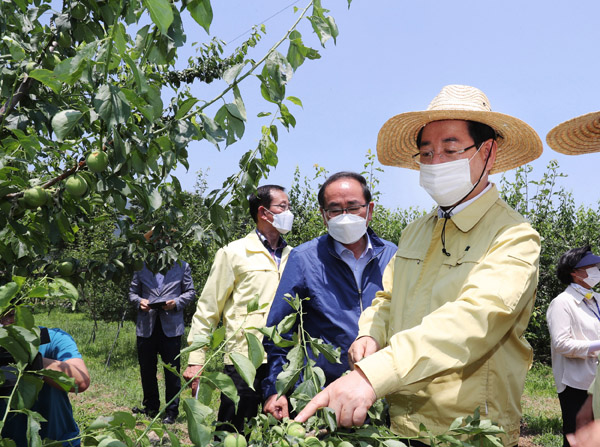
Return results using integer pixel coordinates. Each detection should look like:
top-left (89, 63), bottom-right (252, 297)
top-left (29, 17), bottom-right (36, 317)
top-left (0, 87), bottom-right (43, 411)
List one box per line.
top-left (558, 385), bottom-right (589, 447)
top-left (217, 364), bottom-right (268, 433)
top-left (137, 318), bottom-right (181, 417)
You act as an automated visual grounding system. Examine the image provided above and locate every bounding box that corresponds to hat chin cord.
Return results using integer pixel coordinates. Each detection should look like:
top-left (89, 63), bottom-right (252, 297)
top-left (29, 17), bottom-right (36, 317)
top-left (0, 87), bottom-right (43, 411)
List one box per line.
top-left (440, 142), bottom-right (493, 256)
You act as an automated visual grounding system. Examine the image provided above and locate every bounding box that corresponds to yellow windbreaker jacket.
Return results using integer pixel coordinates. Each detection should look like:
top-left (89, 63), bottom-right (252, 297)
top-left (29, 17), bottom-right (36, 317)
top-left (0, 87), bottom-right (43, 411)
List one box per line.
top-left (187, 231), bottom-right (291, 365)
top-left (357, 185), bottom-right (540, 445)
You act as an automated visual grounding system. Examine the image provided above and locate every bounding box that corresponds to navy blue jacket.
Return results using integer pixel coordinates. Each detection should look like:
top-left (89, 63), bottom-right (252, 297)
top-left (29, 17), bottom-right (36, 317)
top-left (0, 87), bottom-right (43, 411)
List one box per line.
top-left (262, 228), bottom-right (397, 398)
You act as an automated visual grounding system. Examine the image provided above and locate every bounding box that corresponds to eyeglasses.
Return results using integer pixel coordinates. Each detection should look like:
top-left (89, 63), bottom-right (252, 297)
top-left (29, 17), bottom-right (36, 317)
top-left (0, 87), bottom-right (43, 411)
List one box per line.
top-left (412, 143), bottom-right (478, 165)
top-left (323, 204), bottom-right (368, 219)
top-left (270, 203), bottom-right (291, 212)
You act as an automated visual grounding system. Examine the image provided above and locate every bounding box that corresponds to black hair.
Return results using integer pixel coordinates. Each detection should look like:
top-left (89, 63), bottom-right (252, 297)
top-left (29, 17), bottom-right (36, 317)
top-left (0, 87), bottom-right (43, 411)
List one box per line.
top-left (248, 185), bottom-right (286, 223)
top-left (556, 245), bottom-right (591, 285)
top-left (317, 171), bottom-right (372, 208)
top-left (415, 120), bottom-right (498, 148)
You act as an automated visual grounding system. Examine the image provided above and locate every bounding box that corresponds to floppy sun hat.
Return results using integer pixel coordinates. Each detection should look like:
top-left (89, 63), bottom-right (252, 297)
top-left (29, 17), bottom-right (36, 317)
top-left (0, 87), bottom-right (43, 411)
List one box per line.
top-left (546, 111), bottom-right (600, 155)
top-left (376, 84), bottom-right (543, 174)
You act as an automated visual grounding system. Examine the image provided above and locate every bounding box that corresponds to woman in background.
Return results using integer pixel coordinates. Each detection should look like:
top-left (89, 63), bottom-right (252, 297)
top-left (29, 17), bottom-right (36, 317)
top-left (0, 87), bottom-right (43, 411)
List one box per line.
top-left (547, 246), bottom-right (600, 446)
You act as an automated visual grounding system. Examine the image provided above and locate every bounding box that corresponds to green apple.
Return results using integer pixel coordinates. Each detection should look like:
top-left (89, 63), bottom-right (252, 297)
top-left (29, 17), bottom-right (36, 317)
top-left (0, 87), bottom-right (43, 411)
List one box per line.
top-left (71, 3), bottom-right (86, 20)
top-left (57, 261), bottom-right (75, 277)
top-left (65, 174), bottom-right (88, 197)
top-left (23, 187), bottom-right (48, 208)
top-left (287, 423), bottom-right (306, 439)
top-left (223, 433), bottom-right (247, 447)
top-left (86, 150), bottom-right (108, 173)
top-left (57, 31), bottom-right (72, 48)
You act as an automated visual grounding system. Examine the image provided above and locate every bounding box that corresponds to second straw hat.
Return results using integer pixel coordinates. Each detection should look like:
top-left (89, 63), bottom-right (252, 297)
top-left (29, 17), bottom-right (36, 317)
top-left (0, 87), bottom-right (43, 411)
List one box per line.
top-left (376, 85), bottom-right (543, 174)
top-left (546, 111), bottom-right (600, 155)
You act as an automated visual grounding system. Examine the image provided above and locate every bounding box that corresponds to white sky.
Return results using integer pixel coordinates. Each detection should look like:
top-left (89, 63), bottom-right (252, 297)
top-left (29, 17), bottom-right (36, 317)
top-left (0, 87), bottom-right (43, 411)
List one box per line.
top-left (168, 0), bottom-right (600, 211)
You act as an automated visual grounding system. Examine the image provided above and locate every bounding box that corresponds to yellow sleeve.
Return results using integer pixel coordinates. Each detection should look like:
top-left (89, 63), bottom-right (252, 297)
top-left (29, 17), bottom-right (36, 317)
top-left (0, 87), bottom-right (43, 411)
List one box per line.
top-left (187, 247), bottom-right (234, 365)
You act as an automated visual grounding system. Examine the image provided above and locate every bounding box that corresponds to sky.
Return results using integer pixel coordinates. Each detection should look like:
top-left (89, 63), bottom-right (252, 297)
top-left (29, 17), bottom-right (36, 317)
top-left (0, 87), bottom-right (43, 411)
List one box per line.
top-left (170, 0), bottom-right (600, 211)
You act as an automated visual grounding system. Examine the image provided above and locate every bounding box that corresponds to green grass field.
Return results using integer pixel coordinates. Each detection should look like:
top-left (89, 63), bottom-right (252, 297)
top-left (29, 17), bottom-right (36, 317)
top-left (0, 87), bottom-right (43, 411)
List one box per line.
top-left (34, 308), bottom-right (563, 446)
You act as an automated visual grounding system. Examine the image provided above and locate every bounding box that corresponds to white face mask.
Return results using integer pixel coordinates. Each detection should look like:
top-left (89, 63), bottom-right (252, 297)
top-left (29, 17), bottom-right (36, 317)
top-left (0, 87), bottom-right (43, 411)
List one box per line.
top-left (326, 213), bottom-right (368, 244)
top-left (583, 266), bottom-right (600, 289)
top-left (269, 209), bottom-right (294, 234)
top-left (418, 145), bottom-right (482, 207)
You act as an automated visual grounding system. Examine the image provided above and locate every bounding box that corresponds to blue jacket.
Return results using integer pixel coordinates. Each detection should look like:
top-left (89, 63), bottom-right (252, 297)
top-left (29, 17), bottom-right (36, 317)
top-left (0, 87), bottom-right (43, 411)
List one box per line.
top-left (262, 228), bottom-right (397, 398)
top-left (129, 262), bottom-right (196, 338)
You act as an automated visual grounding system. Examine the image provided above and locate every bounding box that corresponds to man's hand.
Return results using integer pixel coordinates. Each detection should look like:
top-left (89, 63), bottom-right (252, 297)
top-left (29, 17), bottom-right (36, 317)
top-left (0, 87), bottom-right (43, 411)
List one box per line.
top-left (264, 394), bottom-right (289, 420)
top-left (576, 395), bottom-right (594, 430)
top-left (295, 368), bottom-right (377, 427)
top-left (183, 365), bottom-right (203, 396)
top-left (162, 299), bottom-right (176, 311)
top-left (348, 336), bottom-right (380, 370)
top-left (567, 420), bottom-right (600, 447)
top-left (140, 298), bottom-right (151, 312)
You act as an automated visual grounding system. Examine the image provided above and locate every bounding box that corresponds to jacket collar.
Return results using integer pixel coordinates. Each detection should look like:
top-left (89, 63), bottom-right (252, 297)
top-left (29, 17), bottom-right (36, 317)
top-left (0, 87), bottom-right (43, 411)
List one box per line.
top-left (444, 184), bottom-right (499, 233)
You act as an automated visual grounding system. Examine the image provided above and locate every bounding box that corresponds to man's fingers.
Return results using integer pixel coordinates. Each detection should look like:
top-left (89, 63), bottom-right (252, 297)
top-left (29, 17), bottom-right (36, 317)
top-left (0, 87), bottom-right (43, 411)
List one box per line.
top-left (295, 391), bottom-right (330, 422)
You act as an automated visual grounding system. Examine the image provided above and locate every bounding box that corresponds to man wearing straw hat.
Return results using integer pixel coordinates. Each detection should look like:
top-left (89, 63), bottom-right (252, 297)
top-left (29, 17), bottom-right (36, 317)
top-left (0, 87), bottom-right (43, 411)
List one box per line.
top-left (546, 111), bottom-right (600, 447)
top-left (295, 84), bottom-right (543, 446)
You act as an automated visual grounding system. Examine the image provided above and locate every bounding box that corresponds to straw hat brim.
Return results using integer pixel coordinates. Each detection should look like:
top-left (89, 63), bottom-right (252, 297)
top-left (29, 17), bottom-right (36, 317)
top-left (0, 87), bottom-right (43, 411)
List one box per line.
top-left (377, 110), bottom-right (543, 174)
top-left (546, 111), bottom-right (600, 155)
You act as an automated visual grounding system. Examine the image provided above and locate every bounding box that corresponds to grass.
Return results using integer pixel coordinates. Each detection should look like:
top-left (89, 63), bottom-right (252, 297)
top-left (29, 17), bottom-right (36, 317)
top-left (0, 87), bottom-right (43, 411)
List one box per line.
top-left (34, 309), bottom-right (565, 446)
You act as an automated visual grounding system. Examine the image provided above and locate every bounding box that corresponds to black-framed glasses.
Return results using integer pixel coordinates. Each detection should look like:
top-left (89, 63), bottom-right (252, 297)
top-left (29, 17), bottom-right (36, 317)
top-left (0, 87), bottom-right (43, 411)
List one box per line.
top-left (323, 204), bottom-right (368, 219)
top-left (411, 143), bottom-right (478, 165)
top-left (270, 203), bottom-right (291, 212)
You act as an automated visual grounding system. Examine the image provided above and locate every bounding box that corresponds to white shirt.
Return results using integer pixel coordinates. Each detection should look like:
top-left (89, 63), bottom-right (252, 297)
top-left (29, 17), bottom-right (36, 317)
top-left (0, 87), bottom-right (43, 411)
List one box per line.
top-left (547, 284), bottom-right (600, 393)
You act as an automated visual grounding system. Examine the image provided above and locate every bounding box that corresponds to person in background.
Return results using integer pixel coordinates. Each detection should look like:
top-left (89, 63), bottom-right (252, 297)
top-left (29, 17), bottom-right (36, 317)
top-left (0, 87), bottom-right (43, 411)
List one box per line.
top-left (546, 111), bottom-right (600, 446)
top-left (547, 246), bottom-right (600, 446)
top-left (295, 85), bottom-right (542, 447)
top-left (262, 171), bottom-right (397, 420)
top-left (183, 185), bottom-right (293, 433)
top-left (129, 233), bottom-right (196, 424)
top-left (0, 311), bottom-right (90, 446)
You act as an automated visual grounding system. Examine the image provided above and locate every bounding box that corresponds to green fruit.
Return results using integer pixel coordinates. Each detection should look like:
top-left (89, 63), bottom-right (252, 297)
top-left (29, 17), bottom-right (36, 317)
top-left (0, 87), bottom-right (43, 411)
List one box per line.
top-left (65, 174), bottom-right (88, 197)
top-left (223, 433), bottom-right (247, 447)
top-left (86, 151), bottom-right (108, 173)
top-left (287, 423), bottom-right (306, 439)
top-left (303, 436), bottom-right (323, 447)
top-left (71, 3), bottom-right (86, 20)
top-left (57, 261), bottom-right (75, 277)
top-left (57, 31), bottom-right (72, 48)
top-left (113, 259), bottom-right (125, 270)
top-left (23, 187), bottom-right (48, 208)
top-left (25, 61), bottom-right (37, 72)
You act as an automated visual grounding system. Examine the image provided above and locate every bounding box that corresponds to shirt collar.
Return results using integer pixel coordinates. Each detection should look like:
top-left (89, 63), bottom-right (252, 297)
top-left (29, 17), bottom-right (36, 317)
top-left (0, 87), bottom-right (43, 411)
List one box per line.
top-left (255, 229), bottom-right (286, 251)
top-left (570, 282), bottom-right (596, 303)
top-left (333, 233), bottom-right (373, 259)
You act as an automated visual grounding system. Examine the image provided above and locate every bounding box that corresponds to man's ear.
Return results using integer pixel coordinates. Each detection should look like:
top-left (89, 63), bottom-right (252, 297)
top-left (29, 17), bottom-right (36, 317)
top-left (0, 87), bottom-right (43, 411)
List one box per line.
top-left (367, 202), bottom-right (374, 224)
top-left (320, 208), bottom-right (328, 227)
top-left (484, 139), bottom-right (498, 173)
top-left (258, 205), bottom-right (271, 223)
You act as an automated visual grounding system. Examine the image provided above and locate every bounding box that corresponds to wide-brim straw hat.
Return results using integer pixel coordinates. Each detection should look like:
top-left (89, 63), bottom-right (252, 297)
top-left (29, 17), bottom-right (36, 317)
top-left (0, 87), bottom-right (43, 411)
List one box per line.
top-left (546, 111), bottom-right (600, 155)
top-left (377, 84), bottom-right (543, 174)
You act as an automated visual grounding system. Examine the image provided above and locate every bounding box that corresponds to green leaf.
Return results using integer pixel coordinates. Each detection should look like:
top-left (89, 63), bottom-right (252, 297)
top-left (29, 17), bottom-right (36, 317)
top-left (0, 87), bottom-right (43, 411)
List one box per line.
top-left (0, 282), bottom-right (19, 308)
top-left (210, 325), bottom-right (225, 349)
top-left (230, 352), bottom-right (256, 390)
top-left (28, 69), bottom-right (62, 94)
top-left (201, 371), bottom-right (239, 408)
top-left (148, 189), bottom-right (162, 212)
top-left (51, 110), bottom-right (83, 142)
top-left (286, 96), bottom-right (303, 107)
top-left (276, 314), bottom-right (296, 335)
top-left (35, 369), bottom-right (75, 392)
top-left (187, 0), bottom-right (213, 34)
top-left (23, 408), bottom-right (45, 447)
top-left (182, 398), bottom-right (213, 447)
top-left (174, 98), bottom-right (199, 120)
top-left (247, 294), bottom-right (259, 314)
top-left (223, 63), bottom-right (245, 85)
top-left (109, 411), bottom-right (136, 429)
top-left (245, 332), bottom-right (264, 369)
top-left (93, 84), bottom-right (131, 127)
top-left (143, 0), bottom-right (174, 35)
top-left (97, 437), bottom-right (128, 447)
top-left (88, 416), bottom-right (113, 430)
top-left (14, 373), bottom-right (44, 409)
top-left (309, 337), bottom-right (341, 364)
top-left (122, 53), bottom-right (149, 94)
